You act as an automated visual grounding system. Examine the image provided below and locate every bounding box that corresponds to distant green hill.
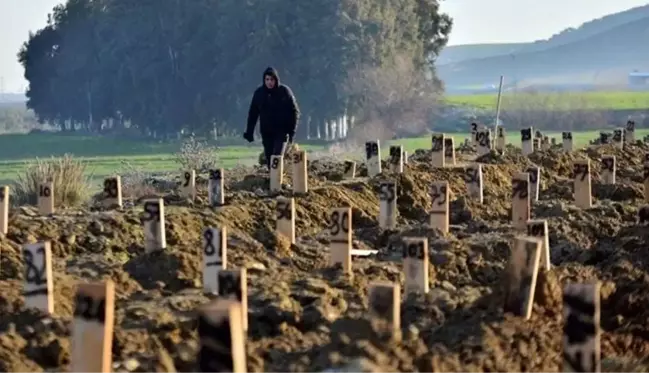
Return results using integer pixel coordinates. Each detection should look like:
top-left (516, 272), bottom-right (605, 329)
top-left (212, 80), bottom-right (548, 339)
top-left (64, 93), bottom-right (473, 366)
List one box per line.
top-left (438, 4), bottom-right (649, 88)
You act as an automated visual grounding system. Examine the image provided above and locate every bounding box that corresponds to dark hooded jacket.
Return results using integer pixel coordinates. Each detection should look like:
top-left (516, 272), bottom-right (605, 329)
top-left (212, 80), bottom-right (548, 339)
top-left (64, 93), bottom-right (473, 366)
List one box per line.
top-left (246, 67), bottom-right (300, 140)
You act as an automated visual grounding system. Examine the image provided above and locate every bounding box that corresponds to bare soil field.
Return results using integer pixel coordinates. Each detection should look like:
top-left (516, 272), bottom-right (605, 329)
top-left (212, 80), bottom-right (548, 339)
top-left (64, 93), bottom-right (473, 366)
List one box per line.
top-left (1, 142), bottom-right (649, 372)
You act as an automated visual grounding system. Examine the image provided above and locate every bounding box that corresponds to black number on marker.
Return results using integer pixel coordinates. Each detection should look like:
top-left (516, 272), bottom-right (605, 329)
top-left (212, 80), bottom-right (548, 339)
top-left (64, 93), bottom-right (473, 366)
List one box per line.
top-left (573, 164), bottom-right (589, 181)
top-left (39, 185), bottom-right (51, 197)
top-left (74, 293), bottom-right (106, 323)
top-left (276, 200), bottom-right (292, 220)
top-left (104, 178), bottom-right (118, 197)
top-left (379, 183), bottom-right (396, 202)
top-left (328, 210), bottom-right (349, 236)
top-left (431, 136), bottom-right (443, 152)
top-left (402, 241), bottom-right (425, 260)
top-left (365, 142), bottom-right (379, 159)
top-left (430, 184), bottom-right (447, 205)
top-left (512, 179), bottom-right (529, 199)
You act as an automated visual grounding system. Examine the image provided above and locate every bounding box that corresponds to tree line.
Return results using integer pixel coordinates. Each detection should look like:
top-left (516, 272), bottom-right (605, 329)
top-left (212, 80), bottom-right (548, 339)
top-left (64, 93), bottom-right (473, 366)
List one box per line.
top-left (18, 0), bottom-right (452, 141)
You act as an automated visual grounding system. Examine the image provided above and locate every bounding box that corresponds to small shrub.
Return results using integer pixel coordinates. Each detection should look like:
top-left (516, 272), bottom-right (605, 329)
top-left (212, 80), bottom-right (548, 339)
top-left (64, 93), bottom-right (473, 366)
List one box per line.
top-left (173, 136), bottom-right (219, 172)
top-left (14, 154), bottom-right (91, 207)
top-left (115, 160), bottom-right (163, 200)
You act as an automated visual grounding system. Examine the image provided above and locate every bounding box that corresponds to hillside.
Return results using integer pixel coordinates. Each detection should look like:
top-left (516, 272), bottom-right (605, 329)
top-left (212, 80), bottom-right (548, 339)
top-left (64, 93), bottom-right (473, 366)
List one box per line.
top-left (439, 3), bottom-right (649, 65)
top-left (438, 13), bottom-right (649, 88)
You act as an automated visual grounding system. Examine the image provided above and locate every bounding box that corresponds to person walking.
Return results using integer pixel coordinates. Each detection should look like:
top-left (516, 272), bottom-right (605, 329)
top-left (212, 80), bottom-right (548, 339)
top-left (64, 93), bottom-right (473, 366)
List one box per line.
top-left (243, 67), bottom-right (300, 168)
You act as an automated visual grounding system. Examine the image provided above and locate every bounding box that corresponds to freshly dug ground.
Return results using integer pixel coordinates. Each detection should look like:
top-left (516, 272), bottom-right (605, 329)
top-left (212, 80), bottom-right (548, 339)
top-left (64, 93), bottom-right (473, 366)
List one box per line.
top-left (2, 143), bottom-right (649, 372)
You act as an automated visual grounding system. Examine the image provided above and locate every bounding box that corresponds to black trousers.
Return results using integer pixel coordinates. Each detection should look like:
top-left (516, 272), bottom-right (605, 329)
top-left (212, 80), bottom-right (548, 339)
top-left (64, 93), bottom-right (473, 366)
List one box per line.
top-left (262, 134), bottom-right (288, 169)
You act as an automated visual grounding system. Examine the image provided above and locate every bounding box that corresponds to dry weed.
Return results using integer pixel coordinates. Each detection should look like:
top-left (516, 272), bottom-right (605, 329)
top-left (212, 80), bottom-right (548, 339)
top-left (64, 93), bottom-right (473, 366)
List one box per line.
top-left (13, 154), bottom-right (91, 207)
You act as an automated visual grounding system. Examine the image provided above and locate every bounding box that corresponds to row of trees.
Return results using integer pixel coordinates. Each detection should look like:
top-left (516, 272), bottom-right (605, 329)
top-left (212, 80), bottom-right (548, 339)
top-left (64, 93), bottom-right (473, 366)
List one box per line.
top-left (18, 0), bottom-right (452, 140)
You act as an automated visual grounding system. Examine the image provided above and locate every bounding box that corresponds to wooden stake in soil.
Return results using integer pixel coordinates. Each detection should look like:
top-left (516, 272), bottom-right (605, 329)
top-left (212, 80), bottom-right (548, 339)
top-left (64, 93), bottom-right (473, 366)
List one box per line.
top-left (328, 207), bottom-right (352, 275)
top-left (429, 181), bottom-right (449, 233)
top-left (626, 120), bottom-right (636, 143)
top-left (525, 166), bottom-right (541, 202)
top-left (573, 160), bottom-right (592, 209)
top-left (142, 198), bottom-right (166, 252)
top-left (503, 236), bottom-right (542, 320)
top-left (644, 154), bottom-right (649, 202)
top-left (562, 132), bottom-right (573, 152)
top-left (562, 282), bottom-right (601, 373)
top-left (208, 169), bottom-right (225, 207)
top-left (511, 173), bottom-right (530, 230)
top-left (368, 281), bottom-right (401, 337)
top-left (431, 134), bottom-right (445, 168)
top-left (276, 197), bottom-right (296, 244)
top-left (365, 140), bottom-right (381, 177)
top-left (71, 280), bottom-right (115, 373)
top-left (103, 176), bottom-right (123, 208)
top-left (495, 126), bottom-right (506, 154)
top-left (218, 268), bottom-right (248, 332)
top-left (476, 130), bottom-right (491, 156)
top-left (180, 170), bottom-right (196, 201)
top-left (613, 128), bottom-right (624, 149)
top-left (196, 299), bottom-right (246, 373)
top-left (402, 237), bottom-right (429, 294)
top-left (0, 185), bottom-right (9, 235)
top-left (22, 241), bottom-right (54, 314)
top-left (378, 181), bottom-right (397, 229)
top-left (444, 137), bottom-right (455, 165)
top-left (521, 127), bottom-right (534, 156)
top-left (403, 151), bottom-right (408, 165)
top-left (343, 160), bottom-right (356, 179)
top-left (269, 156), bottom-right (284, 192)
top-left (600, 156), bottom-right (615, 184)
top-left (388, 145), bottom-right (403, 173)
top-left (37, 181), bottom-right (54, 215)
top-left (292, 149), bottom-right (308, 194)
top-left (203, 227), bottom-right (227, 294)
top-left (464, 164), bottom-right (483, 203)
top-left (526, 219), bottom-right (551, 270)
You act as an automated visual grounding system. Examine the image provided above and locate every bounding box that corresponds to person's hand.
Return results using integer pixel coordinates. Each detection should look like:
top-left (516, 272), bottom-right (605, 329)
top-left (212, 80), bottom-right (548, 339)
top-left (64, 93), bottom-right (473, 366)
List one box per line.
top-left (243, 131), bottom-right (254, 143)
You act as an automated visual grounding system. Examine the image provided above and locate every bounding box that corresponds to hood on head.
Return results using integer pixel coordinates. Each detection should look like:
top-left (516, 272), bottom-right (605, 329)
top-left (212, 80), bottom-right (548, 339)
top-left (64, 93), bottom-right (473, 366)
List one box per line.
top-left (263, 67), bottom-right (280, 87)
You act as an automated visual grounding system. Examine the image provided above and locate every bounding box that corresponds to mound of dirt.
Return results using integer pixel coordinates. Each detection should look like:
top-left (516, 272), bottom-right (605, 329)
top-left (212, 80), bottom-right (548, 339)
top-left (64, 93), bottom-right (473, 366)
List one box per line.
top-left (2, 141), bottom-right (649, 371)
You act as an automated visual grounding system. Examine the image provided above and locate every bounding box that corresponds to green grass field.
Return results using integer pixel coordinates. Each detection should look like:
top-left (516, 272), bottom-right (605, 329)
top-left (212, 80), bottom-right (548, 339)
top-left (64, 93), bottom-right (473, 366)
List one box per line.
top-left (0, 130), bottom-right (643, 188)
top-left (445, 90), bottom-right (649, 110)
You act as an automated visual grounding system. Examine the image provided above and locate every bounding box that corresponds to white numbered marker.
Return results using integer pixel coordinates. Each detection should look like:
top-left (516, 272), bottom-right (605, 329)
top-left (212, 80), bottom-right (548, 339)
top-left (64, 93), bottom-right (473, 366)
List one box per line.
top-left (444, 137), bottom-right (455, 165)
top-left (365, 141), bottom-right (381, 177)
top-left (378, 181), bottom-right (397, 229)
top-left (402, 237), bottom-right (429, 294)
top-left (562, 132), bottom-right (573, 152)
top-left (328, 207), bottom-right (352, 275)
top-left (218, 268), bottom-right (248, 331)
top-left (276, 197), bottom-right (296, 243)
top-left (429, 181), bottom-right (449, 233)
top-left (292, 150), bottom-right (308, 194)
top-left (503, 236), bottom-right (542, 320)
top-left (71, 280), bottom-right (115, 372)
top-left (38, 181), bottom-right (54, 215)
top-left (511, 173), bottom-right (530, 230)
top-left (388, 145), bottom-right (403, 173)
top-left (431, 134), bottom-right (445, 168)
top-left (196, 299), bottom-right (246, 373)
top-left (343, 160), bottom-right (356, 179)
top-left (562, 282), bottom-right (601, 373)
top-left (521, 127), bottom-right (533, 156)
top-left (464, 164), bottom-right (483, 203)
top-left (208, 169), bottom-right (225, 206)
top-left (180, 170), bottom-right (196, 200)
top-left (103, 176), bottom-right (123, 208)
top-left (526, 166), bottom-right (540, 202)
top-left (600, 156), bottom-right (615, 184)
top-left (573, 160), bottom-right (592, 209)
top-left (0, 186), bottom-right (8, 234)
top-left (203, 227), bottom-right (227, 294)
top-left (142, 199), bottom-right (166, 252)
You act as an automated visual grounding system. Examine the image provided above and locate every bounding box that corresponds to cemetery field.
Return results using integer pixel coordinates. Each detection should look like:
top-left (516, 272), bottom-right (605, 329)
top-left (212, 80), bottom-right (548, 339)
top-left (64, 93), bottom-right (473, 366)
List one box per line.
top-left (3, 134), bottom-right (649, 371)
top-left (445, 90), bottom-right (649, 110)
top-left (0, 129), bottom-right (646, 186)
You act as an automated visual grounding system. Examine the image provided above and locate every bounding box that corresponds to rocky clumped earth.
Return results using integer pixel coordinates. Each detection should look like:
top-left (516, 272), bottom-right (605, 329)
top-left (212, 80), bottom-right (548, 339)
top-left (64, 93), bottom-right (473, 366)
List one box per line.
top-left (2, 142), bottom-right (649, 372)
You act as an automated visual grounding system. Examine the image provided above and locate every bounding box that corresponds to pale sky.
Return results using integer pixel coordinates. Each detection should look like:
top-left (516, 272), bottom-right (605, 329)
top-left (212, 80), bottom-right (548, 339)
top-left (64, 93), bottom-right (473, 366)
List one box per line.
top-left (0, 0), bottom-right (648, 92)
